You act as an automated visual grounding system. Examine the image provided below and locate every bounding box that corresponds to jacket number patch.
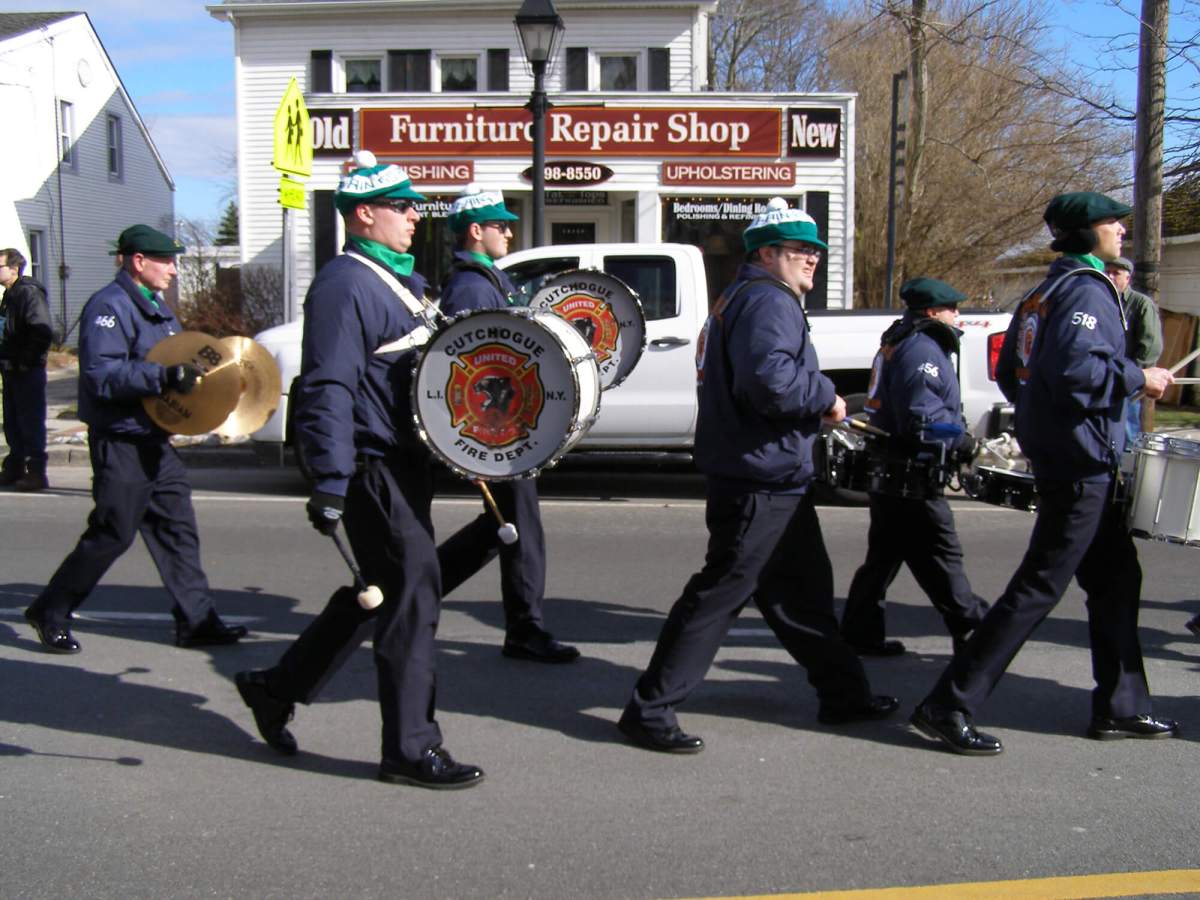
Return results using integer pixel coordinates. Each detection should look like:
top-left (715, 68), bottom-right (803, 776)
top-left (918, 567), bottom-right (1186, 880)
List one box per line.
top-left (1071, 312), bottom-right (1097, 330)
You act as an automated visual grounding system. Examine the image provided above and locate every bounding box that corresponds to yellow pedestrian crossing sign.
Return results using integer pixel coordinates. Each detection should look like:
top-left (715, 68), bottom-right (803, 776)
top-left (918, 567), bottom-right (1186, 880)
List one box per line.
top-left (273, 77), bottom-right (312, 178)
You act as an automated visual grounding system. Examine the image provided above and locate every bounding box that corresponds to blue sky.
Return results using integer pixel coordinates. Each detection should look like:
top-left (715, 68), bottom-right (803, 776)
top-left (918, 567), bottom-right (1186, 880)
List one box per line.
top-left (16, 0), bottom-right (1193, 225)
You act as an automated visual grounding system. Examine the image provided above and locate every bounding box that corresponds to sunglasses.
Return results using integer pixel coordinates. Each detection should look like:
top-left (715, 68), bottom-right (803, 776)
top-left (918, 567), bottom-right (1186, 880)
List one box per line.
top-left (371, 199), bottom-right (413, 213)
top-left (776, 243), bottom-right (823, 260)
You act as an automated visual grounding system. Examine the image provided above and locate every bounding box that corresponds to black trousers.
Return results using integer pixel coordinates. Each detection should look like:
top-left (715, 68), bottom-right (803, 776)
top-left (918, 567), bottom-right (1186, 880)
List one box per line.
top-left (925, 477), bottom-right (1150, 720)
top-left (624, 487), bottom-right (871, 730)
top-left (269, 454), bottom-right (444, 764)
top-left (1, 366), bottom-right (48, 472)
top-left (29, 435), bottom-right (214, 629)
top-left (842, 494), bottom-right (988, 645)
top-left (437, 477), bottom-right (547, 633)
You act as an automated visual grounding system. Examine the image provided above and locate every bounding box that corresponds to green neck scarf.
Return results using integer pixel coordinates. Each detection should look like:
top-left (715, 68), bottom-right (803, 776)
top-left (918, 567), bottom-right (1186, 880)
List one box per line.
top-left (467, 251), bottom-right (494, 268)
top-left (350, 235), bottom-right (415, 277)
top-left (1066, 252), bottom-right (1104, 272)
top-left (136, 283), bottom-right (161, 310)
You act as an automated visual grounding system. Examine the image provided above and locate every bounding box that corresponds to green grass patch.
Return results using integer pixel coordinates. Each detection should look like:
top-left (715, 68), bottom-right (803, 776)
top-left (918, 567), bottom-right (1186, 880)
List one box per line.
top-left (1152, 404), bottom-right (1200, 431)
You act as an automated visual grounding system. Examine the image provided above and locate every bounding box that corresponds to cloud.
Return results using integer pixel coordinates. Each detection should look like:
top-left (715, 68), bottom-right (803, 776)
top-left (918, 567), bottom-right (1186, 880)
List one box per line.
top-left (144, 114), bottom-right (237, 181)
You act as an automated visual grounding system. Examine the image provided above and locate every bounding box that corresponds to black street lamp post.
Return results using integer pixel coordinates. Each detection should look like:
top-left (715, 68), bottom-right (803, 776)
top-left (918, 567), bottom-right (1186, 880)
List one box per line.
top-left (514, 0), bottom-right (564, 248)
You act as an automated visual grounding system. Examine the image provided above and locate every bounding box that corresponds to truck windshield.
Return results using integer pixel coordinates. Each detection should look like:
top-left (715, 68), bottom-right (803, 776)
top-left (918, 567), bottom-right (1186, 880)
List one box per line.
top-left (503, 257), bottom-right (580, 305)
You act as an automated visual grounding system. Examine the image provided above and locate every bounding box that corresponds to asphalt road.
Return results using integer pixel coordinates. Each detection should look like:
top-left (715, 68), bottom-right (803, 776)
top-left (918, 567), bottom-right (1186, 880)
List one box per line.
top-left (2, 466), bottom-right (1198, 899)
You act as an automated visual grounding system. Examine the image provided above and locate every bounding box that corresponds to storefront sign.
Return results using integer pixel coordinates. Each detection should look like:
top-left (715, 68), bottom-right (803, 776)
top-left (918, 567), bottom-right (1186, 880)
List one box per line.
top-left (521, 161), bottom-right (613, 187)
top-left (661, 162), bottom-right (795, 187)
top-left (786, 107), bottom-right (842, 158)
top-left (339, 159), bottom-right (474, 184)
top-left (310, 108), bottom-right (353, 157)
top-left (361, 106), bottom-right (782, 158)
top-left (546, 191), bottom-right (609, 206)
top-left (666, 197), bottom-right (787, 222)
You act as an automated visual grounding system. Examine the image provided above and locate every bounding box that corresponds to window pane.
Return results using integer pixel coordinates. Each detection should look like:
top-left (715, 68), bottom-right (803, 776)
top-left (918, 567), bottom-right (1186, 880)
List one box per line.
top-left (502, 257), bottom-right (580, 306)
top-left (346, 59), bottom-right (381, 93)
top-left (600, 56), bottom-right (636, 91)
top-left (59, 101), bottom-right (74, 164)
top-left (441, 57), bottom-right (477, 92)
top-left (107, 115), bottom-right (122, 176)
top-left (604, 256), bottom-right (678, 321)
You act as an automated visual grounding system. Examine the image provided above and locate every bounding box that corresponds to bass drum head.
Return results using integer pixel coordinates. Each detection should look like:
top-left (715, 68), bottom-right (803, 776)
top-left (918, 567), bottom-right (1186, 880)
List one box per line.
top-left (529, 269), bottom-right (646, 390)
top-left (412, 309), bottom-right (598, 480)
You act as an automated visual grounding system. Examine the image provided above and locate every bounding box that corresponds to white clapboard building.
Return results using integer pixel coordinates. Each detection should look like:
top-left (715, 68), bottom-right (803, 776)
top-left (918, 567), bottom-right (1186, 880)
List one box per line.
top-left (208, 0), bottom-right (854, 310)
top-left (0, 11), bottom-right (175, 344)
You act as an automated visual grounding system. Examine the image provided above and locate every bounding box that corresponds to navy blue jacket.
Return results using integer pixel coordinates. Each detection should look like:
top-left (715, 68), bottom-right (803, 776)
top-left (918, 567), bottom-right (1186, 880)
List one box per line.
top-left (996, 257), bottom-right (1144, 482)
top-left (295, 249), bottom-right (430, 497)
top-left (693, 263), bottom-right (836, 492)
top-left (866, 312), bottom-right (968, 454)
top-left (77, 269), bottom-right (180, 438)
top-left (438, 251), bottom-right (516, 316)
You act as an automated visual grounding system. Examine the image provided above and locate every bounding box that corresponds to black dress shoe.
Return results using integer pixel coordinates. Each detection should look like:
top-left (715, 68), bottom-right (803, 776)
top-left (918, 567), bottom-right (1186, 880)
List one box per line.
top-left (848, 638), bottom-right (906, 657)
top-left (1186, 614), bottom-right (1200, 639)
top-left (1087, 714), bottom-right (1179, 741)
top-left (235, 670), bottom-right (297, 755)
top-left (502, 627), bottom-right (580, 663)
top-left (175, 610), bottom-right (248, 648)
top-left (617, 717), bottom-right (704, 754)
top-left (24, 609), bottom-right (81, 654)
top-left (910, 703), bottom-right (1003, 756)
top-left (378, 746), bottom-right (485, 790)
top-left (818, 694), bottom-right (900, 725)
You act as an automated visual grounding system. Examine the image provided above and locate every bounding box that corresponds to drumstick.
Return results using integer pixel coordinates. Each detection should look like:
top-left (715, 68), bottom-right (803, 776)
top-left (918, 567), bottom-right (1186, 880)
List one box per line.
top-left (476, 480), bottom-right (519, 545)
top-left (1168, 346), bottom-right (1200, 376)
top-left (1171, 377), bottom-right (1200, 385)
top-left (842, 417), bottom-right (890, 438)
top-left (329, 528), bottom-right (384, 610)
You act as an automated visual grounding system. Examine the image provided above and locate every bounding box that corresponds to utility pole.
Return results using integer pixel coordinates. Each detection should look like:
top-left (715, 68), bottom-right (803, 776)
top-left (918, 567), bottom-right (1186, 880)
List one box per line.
top-left (1133, 0), bottom-right (1168, 300)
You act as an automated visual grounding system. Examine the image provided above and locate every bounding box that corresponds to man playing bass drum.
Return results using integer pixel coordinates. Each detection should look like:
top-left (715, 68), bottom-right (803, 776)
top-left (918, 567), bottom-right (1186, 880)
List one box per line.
top-left (841, 277), bottom-right (988, 658)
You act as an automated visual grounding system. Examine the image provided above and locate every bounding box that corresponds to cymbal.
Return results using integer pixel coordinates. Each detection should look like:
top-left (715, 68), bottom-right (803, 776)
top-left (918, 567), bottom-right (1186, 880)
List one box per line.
top-left (215, 336), bottom-right (283, 438)
top-left (143, 332), bottom-right (243, 435)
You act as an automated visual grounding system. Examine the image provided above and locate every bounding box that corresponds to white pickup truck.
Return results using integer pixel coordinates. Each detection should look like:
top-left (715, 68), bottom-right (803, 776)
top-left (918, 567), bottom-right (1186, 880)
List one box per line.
top-left (248, 242), bottom-right (1013, 460)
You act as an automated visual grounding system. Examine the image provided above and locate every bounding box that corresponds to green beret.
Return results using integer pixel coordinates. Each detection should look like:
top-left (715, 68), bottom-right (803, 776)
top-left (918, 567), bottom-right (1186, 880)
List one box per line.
top-left (111, 224), bottom-right (185, 257)
top-left (900, 277), bottom-right (966, 310)
top-left (335, 150), bottom-right (425, 214)
top-left (447, 185), bottom-right (519, 234)
top-left (743, 197), bottom-right (827, 253)
top-left (1043, 192), bottom-right (1132, 232)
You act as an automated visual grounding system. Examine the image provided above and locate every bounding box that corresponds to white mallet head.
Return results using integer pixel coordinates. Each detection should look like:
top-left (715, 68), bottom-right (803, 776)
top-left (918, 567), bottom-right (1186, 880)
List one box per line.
top-left (357, 584), bottom-right (384, 610)
top-left (497, 523), bottom-right (519, 545)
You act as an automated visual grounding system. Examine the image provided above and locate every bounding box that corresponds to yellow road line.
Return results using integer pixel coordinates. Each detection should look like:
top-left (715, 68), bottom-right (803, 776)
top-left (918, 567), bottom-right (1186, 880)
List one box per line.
top-left (681, 869), bottom-right (1200, 899)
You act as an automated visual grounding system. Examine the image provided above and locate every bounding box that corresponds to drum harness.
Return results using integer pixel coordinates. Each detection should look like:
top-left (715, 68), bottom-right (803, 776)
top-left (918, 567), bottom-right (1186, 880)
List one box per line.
top-left (343, 250), bottom-right (449, 356)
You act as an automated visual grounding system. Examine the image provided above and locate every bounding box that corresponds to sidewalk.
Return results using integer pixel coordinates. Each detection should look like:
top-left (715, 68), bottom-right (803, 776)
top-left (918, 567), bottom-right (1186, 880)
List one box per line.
top-left (3, 362), bottom-right (259, 469)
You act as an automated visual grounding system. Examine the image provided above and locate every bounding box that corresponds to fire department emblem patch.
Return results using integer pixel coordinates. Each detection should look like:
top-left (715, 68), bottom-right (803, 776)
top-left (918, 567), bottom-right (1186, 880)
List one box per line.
top-left (447, 343), bottom-right (544, 447)
top-left (549, 293), bottom-right (620, 364)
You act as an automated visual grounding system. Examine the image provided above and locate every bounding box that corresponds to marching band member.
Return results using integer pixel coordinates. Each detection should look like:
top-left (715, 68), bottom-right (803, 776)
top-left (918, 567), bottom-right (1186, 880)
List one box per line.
top-left (235, 155), bottom-right (484, 789)
top-left (435, 185), bottom-right (579, 663)
top-left (841, 277), bottom-right (988, 657)
top-left (24, 225), bottom-right (246, 653)
top-left (912, 192), bottom-right (1178, 755)
top-left (616, 198), bottom-right (897, 754)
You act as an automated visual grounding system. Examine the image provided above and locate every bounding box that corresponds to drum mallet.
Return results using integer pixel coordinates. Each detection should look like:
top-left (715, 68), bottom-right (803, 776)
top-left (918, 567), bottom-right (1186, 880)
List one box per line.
top-left (475, 480), bottom-right (519, 545)
top-left (329, 528), bottom-right (384, 610)
top-left (843, 418), bottom-right (890, 438)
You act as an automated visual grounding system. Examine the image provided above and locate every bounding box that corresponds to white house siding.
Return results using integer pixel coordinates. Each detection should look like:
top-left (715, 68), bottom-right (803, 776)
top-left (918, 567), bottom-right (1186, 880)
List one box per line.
top-left (1161, 234), bottom-right (1200, 317)
top-left (216, 1), bottom-right (854, 308)
top-left (0, 13), bottom-right (173, 346)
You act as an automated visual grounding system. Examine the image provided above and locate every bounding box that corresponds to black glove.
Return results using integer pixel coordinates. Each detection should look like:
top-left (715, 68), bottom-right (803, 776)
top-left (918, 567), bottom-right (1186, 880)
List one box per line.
top-left (163, 363), bottom-right (203, 395)
top-left (306, 491), bottom-right (345, 536)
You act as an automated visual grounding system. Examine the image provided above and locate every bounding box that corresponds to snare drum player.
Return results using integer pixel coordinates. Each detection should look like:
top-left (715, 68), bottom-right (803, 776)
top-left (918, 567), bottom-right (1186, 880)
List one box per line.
top-left (911, 192), bottom-right (1178, 755)
top-left (435, 185), bottom-right (579, 663)
top-left (23, 225), bottom-right (247, 654)
top-left (235, 154), bottom-right (484, 789)
top-left (616, 198), bottom-right (897, 753)
top-left (841, 277), bottom-right (988, 657)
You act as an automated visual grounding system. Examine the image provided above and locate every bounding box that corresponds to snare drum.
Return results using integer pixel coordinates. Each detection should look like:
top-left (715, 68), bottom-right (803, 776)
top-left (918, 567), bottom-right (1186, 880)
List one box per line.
top-left (962, 465), bottom-right (1038, 512)
top-left (412, 309), bottom-right (600, 480)
top-left (1126, 432), bottom-right (1200, 547)
top-left (529, 269), bottom-right (647, 390)
top-left (865, 453), bottom-right (947, 500)
top-left (821, 430), bottom-right (875, 491)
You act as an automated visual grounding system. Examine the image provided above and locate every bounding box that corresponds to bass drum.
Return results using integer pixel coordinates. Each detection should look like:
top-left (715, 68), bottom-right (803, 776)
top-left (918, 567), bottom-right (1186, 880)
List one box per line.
top-left (529, 269), bottom-right (646, 390)
top-left (412, 308), bottom-right (600, 480)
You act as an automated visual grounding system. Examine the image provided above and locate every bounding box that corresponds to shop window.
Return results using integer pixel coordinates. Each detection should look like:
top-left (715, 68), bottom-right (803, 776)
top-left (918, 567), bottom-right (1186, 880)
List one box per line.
top-left (565, 47), bottom-right (588, 90)
top-left (648, 48), bottom-right (670, 90)
top-left (345, 58), bottom-right (382, 93)
top-left (487, 49), bottom-right (509, 92)
top-left (599, 54), bottom-right (637, 91)
top-left (310, 50), bottom-right (333, 92)
top-left (387, 50), bottom-right (432, 91)
top-left (440, 56), bottom-right (478, 92)
top-left (503, 256), bottom-right (581, 306)
top-left (106, 114), bottom-right (123, 180)
top-left (59, 100), bottom-right (76, 170)
top-left (604, 255), bottom-right (677, 321)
